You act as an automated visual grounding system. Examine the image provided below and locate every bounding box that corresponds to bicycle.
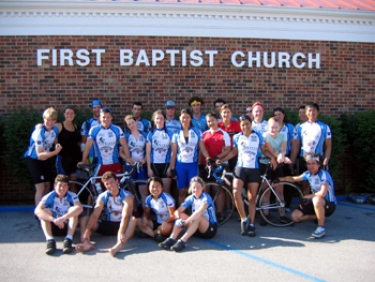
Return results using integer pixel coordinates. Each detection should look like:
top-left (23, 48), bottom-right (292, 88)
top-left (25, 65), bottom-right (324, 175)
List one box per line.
top-left (206, 163), bottom-right (304, 227)
top-left (71, 162), bottom-right (147, 211)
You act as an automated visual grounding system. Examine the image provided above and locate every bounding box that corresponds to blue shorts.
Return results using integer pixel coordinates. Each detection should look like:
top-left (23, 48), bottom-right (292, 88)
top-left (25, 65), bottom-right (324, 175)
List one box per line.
top-left (176, 162), bottom-right (198, 190)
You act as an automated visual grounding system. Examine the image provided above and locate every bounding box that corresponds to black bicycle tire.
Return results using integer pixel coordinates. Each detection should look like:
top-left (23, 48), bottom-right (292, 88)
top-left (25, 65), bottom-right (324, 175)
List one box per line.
top-left (122, 179), bottom-right (148, 207)
top-left (69, 180), bottom-right (94, 209)
top-left (205, 181), bottom-right (235, 226)
top-left (258, 182), bottom-right (303, 227)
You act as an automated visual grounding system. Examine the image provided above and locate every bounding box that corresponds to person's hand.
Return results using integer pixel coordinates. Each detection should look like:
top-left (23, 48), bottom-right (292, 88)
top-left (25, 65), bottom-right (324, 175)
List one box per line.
top-left (175, 219), bottom-right (186, 227)
top-left (272, 178), bottom-right (280, 185)
top-left (277, 154), bottom-right (284, 164)
top-left (284, 157), bottom-right (292, 164)
top-left (147, 169), bottom-right (154, 178)
top-left (206, 158), bottom-right (215, 166)
top-left (53, 217), bottom-right (65, 229)
top-left (271, 159), bottom-right (278, 171)
top-left (169, 169), bottom-right (177, 179)
top-left (55, 143), bottom-right (63, 153)
top-left (299, 198), bottom-right (309, 208)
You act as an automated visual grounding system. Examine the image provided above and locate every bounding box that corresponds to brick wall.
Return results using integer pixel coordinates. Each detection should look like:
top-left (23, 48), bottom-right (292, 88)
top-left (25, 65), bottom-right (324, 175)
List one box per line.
top-left (0, 36), bottom-right (374, 203)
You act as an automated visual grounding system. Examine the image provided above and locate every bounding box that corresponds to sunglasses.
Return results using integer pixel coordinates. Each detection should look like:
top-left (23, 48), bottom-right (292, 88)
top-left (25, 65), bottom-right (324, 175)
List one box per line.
top-left (165, 107), bottom-right (175, 110)
top-left (191, 177), bottom-right (204, 185)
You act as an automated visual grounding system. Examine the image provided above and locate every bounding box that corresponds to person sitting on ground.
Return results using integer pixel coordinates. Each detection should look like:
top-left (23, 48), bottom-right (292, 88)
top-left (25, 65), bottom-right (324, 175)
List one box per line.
top-left (273, 153), bottom-right (337, 238)
top-left (34, 174), bottom-right (83, 255)
top-left (136, 176), bottom-right (176, 243)
top-left (75, 171), bottom-right (136, 256)
top-left (158, 176), bottom-right (218, 252)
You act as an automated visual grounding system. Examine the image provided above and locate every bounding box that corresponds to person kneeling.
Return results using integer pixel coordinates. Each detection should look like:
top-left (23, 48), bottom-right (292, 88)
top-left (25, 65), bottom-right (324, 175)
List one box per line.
top-left (35, 174), bottom-right (83, 255)
top-left (274, 153), bottom-right (336, 238)
top-left (159, 176), bottom-right (218, 252)
top-left (75, 171), bottom-right (136, 256)
top-left (136, 176), bottom-right (176, 243)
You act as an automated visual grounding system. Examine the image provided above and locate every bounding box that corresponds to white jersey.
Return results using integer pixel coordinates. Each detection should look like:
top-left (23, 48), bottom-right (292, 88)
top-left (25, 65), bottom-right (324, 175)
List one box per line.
top-left (145, 192), bottom-right (175, 224)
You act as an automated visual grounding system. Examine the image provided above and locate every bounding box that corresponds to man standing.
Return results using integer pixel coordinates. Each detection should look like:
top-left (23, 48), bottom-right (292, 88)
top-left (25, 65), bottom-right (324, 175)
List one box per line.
top-left (164, 100), bottom-right (181, 133)
top-left (188, 96), bottom-right (208, 133)
top-left (131, 102), bottom-right (152, 134)
top-left (80, 100), bottom-right (103, 163)
top-left (75, 171), bottom-right (136, 256)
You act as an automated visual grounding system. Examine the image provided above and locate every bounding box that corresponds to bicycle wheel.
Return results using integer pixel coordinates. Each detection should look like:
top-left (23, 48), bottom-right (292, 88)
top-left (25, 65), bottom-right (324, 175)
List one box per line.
top-left (258, 182), bottom-right (303, 227)
top-left (122, 180), bottom-right (148, 217)
top-left (205, 182), bottom-right (235, 226)
top-left (69, 180), bottom-right (94, 209)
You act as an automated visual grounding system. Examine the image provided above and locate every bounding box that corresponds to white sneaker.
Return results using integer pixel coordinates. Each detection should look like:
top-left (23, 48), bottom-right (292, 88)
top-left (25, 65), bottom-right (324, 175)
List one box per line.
top-left (311, 226), bottom-right (325, 238)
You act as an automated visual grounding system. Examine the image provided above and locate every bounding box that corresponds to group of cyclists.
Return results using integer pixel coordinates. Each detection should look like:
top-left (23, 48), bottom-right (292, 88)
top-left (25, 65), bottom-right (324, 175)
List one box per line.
top-left (26, 97), bottom-right (337, 255)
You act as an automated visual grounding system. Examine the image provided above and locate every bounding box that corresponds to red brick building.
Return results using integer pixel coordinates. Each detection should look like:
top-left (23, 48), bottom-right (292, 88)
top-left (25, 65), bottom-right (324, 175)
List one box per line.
top-left (1, 0), bottom-right (374, 203)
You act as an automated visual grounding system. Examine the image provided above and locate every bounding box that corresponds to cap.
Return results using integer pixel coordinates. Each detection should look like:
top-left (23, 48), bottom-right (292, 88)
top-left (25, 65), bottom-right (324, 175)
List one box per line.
top-left (164, 100), bottom-right (176, 108)
top-left (90, 100), bottom-right (103, 108)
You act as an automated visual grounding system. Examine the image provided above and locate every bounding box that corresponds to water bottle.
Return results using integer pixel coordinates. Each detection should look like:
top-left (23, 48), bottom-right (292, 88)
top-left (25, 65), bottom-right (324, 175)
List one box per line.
top-left (95, 182), bottom-right (103, 195)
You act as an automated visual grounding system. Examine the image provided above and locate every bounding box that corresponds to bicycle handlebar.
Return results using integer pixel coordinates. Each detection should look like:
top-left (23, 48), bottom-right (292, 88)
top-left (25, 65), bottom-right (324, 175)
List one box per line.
top-left (207, 163), bottom-right (227, 183)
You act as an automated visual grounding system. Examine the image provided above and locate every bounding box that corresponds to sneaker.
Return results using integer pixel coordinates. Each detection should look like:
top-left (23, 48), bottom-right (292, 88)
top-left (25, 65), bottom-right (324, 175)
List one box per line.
top-left (247, 224), bottom-right (256, 237)
top-left (240, 220), bottom-right (249, 236)
top-left (45, 239), bottom-right (56, 255)
top-left (153, 234), bottom-right (167, 243)
top-left (158, 238), bottom-right (176, 249)
top-left (311, 226), bottom-right (325, 238)
top-left (63, 238), bottom-right (73, 254)
top-left (217, 213), bottom-right (225, 224)
top-left (170, 239), bottom-right (186, 252)
top-left (279, 216), bottom-right (293, 224)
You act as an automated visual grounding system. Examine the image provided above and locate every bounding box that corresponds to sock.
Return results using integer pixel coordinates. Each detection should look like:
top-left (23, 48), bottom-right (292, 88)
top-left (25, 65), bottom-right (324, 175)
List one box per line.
top-left (241, 217), bottom-right (249, 223)
top-left (46, 236), bottom-right (54, 241)
top-left (65, 235), bottom-right (73, 241)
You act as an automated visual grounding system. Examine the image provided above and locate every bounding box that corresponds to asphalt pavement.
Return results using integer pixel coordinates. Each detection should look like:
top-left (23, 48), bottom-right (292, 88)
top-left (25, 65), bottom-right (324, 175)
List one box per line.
top-left (0, 199), bottom-right (374, 282)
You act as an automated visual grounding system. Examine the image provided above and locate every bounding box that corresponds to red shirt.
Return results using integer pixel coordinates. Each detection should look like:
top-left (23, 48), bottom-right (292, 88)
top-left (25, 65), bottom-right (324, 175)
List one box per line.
top-left (201, 128), bottom-right (231, 166)
top-left (218, 120), bottom-right (241, 145)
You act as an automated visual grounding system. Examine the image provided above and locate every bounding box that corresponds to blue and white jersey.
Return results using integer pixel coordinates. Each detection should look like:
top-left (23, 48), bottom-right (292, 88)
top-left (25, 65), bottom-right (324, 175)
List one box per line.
top-left (233, 131), bottom-right (264, 169)
top-left (295, 120), bottom-right (332, 156)
top-left (165, 118), bottom-right (182, 134)
top-left (182, 192), bottom-right (217, 225)
top-left (252, 120), bottom-right (268, 135)
top-left (280, 122), bottom-right (296, 155)
top-left (147, 128), bottom-right (173, 163)
top-left (98, 189), bottom-right (131, 222)
top-left (301, 169), bottom-right (337, 204)
top-left (145, 192), bottom-right (175, 224)
top-left (192, 114), bottom-right (208, 133)
top-left (125, 131), bottom-right (147, 162)
top-left (24, 125), bottom-right (59, 159)
top-left (41, 190), bottom-right (79, 218)
top-left (81, 118), bottom-right (100, 160)
top-left (172, 127), bottom-right (202, 163)
top-left (88, 123), bottom-right (124, 165)
top-left (137, 118), bottom-right (152, 134)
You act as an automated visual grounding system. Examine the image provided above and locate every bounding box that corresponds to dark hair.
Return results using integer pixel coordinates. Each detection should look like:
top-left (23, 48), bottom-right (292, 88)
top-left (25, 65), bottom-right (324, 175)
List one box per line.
top-left (239, 115), bottom-right (252, 122)
top-left (63, 105), bottom-right (77, 122)
top-left (55, 174), bottom-right (70, 184)
top-left (147, 176), bottom-right (164, 190)
top-left (305, 102), bottom-right (320, 111)
top-left (151, 109), bottom-right (167, 132)
top-left (180, 108), bottom-right (194, 127)
top-left (132, 102), bottom-right (143, 109)
top-left (188, 96), bottom-right (204, 106)
top-left (213, 98), bottom-right (226, 107)
top-left (273, 107), bottom-right (289, 123)
top-left (100, 107), bottom-right (113, 115)
top-left (299, 105), bottom-right (306, 110)
top-left (206, 111), bottom-right (219, 120)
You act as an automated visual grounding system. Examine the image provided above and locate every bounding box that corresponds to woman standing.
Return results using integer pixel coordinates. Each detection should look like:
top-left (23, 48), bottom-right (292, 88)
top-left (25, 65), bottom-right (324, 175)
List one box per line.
top-left (146, 109), bottom-right (174, 194)
top-left (170, 108), bottom-right (211, 205)
top-left (24, 107), bottom-right (62, 205)
top-left (55, 106), bottom-right (82, 192)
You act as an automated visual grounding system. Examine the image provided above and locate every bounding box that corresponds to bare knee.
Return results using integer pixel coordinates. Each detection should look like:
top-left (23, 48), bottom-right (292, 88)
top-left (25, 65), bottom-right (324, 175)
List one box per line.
top-left (291, 210), bottom-right (303, 222)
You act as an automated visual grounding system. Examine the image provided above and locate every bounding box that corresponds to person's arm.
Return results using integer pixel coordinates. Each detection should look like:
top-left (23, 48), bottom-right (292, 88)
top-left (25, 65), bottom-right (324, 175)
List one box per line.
top-left (36, 144), bottom-right (62, 161)
top-left (303, 183), bottom-right (329, 200)
top-left (146, 142), bottom-right (153, 176)
top-left (169, 143), bottom-right (178, 170)
top-left (290, 139), bottom-right (300, 164)
top-left (164, 206), bottom-right (176, 224)
top-left (174, 204), bottom-right (186, 220)
top-left (217, 146), bottom-right (231, 160)
top-left (219, 147), bottom-right (238, 163)
top-left (199, 140), bottom-right (211, 160)
top-left (323, 138), bottom-right (332, 166)
top-left (118, 194), bottom-right (134, 244)
top-left (82, 200), bottom-right (104, 242)
top-left (54, 201), bottom-right (83, 226)
top-left (140, 207), bottom-right (151, 226)
top-left (277, 174), bottom-right (304, 183)
top-left (34, 201), bottom-right (52, 222)
top-left (119, 137), bottom-right (132, 164)
top-left (184, 203), bottom-right (208, 225)
top-left (79, 138), bottom-right (93, 164)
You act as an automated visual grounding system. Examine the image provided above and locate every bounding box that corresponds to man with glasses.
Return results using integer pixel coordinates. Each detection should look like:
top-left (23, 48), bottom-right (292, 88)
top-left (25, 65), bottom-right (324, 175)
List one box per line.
top-left (164, 100), bottom-right (181, 133)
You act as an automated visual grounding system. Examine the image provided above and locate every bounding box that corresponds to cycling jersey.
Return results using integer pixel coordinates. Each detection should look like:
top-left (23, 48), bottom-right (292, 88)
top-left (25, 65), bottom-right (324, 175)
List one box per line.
top-left (147, 128), bottom-right (173, 163)
top-left (252, 120), bottom-right (268, 135)
top-left (24, 125), bottom-right (59, 159)
top-left (301, 169), bottom-right (337, 204)
top-left (88, 124), bottom-right (124, 165)
top-left (172, 127), bottom-right (202, 163)
top-left (136, 118), bottom-right (152, 134)
top-left (295, 120), bottom-right (332, 156)
top-left (192, 114), bottom-right (208, 133)
top-left (125, 131), bottom-right (147, 162)
top-left (41, 190), bottom-right (79, 218)
top-left (201, 128), bottom-right (231, 166)
top-left (218, 120), bottom-right (241, 139)
top-left (280, 122), bottom-right (296, 155)
top-left (182, 192), bottom-right (217, 225)
top-left (145, 192), bottom-right (175, 224)
top-left (233, 131), bottom-right (264, 168)
top-left (81, 117), bottom-right (100, 160)
top-left (98, 189), bottom-right (132, 222)
top-left (165, 118), bottom-right (182, 134)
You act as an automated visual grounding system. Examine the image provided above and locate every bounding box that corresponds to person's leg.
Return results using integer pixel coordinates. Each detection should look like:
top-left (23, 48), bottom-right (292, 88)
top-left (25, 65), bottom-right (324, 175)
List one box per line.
top-left (313, 197), bottom-right (326, 226)
top-left (109, 216), bottom-right (136, 256)
top-left (136, 217), bottom-right (154, 237)
top-left (35, 182), bottom-right (48, 206)
top-left (233, 178), bottom-right (246, 219)
top-left (162, 178), bottom-right (172, 195)
top-left (247, 182), bottom-right (259, 224)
